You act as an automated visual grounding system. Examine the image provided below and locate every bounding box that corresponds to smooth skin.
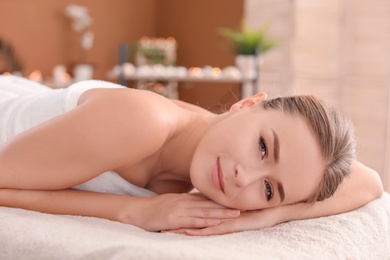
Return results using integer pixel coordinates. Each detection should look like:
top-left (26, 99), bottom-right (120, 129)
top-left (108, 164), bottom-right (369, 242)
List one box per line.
top-left (0, 87), bottom-right (384, 235)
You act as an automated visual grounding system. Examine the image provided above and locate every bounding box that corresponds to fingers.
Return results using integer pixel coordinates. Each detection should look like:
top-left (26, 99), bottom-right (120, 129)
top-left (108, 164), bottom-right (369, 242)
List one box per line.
top-left (170, 197), bottom-right (240, 229)
top-left (146, 193), bottom-right (241, 232)
top-left (169, 208), bottom-right (239, 230)
top-left (162, 227), bottom-right (218, 235)
top-left (161, 228), bottom-right (187, 234)
top-left (189, 207), bottom-right (240, 219)
top-left (185, 222), bottom-right (235, 236)
top-left (185, 227), bottom-right (221, 236)
top-left (162, 223), bottom-right (236, 236)
top-left (159, 206), bottom-right (239, 231)
top-left (169, 217), bottom-right (221, 230)
top-left (184, 211), bottom-right (271, 236)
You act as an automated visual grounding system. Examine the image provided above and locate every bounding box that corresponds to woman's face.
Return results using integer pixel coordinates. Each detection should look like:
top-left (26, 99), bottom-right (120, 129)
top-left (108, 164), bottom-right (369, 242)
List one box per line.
top-left (190, 104), bottom-right (325, 210)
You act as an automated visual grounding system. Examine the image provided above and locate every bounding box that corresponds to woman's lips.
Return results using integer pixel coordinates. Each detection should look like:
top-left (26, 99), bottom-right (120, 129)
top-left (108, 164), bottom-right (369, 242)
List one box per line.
top-left (218, 158), bottom-right (225, 193)
top-left (212, 157), bottom-right (225, 193)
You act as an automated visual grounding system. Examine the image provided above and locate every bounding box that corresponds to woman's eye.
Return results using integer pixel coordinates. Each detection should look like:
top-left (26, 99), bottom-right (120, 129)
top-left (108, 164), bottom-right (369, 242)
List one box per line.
top-left (259, 137), bottom-right (268, 159)
top-left (264, 180), bottom-right (273, 201)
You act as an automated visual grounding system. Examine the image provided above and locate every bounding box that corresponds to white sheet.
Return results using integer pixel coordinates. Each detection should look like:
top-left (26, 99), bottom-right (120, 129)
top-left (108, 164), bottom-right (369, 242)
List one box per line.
top-left (1, 193), bottom-right (389, 260)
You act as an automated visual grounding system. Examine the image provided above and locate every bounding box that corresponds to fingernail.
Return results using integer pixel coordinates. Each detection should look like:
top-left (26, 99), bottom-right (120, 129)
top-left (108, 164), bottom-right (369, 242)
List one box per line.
top-left (230, 210), bottom-right (240, 216)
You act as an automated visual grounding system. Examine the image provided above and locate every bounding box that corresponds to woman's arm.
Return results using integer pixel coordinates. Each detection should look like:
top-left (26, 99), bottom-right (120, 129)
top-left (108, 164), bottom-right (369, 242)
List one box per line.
top-left (185, 160), bottom-right (384, 236)
top-left (0, 188), bottom-right (240, 232)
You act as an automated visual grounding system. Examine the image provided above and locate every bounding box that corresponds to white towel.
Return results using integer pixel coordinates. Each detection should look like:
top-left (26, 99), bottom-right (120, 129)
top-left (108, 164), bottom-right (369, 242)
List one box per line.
top-left (73, 171), bottom-right (157, 197)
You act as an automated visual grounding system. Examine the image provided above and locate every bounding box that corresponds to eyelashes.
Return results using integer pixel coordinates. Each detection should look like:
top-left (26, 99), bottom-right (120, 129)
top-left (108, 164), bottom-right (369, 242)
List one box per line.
top-left (259, 137), bottom-right (268, 159)
top-left (264, 180), bottom-right (274, 201)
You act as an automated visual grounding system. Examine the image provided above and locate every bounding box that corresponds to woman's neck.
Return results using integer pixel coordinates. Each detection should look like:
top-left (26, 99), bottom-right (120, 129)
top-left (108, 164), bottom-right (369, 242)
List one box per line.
top-left (157, 108), bottom-right (227, 183)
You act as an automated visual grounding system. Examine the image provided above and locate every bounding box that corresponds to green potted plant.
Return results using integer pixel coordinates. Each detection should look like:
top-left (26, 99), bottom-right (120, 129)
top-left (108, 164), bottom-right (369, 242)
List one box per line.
top-left (218, 22), bottom-right (279, 55)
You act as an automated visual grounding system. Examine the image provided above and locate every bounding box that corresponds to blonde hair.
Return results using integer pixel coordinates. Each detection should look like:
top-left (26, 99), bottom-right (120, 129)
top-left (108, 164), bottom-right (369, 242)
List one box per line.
top-left (261, 95), bottom-right (356, 202)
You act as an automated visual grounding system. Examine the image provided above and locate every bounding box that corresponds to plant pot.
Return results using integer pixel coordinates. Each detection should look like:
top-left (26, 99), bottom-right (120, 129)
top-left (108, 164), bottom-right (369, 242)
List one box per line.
top-left (235, 55), bottom-right (257, 78)
top-left (235, 55), bottom-right (259, 98)
top-left (73, 64), bottom-right (94, 82)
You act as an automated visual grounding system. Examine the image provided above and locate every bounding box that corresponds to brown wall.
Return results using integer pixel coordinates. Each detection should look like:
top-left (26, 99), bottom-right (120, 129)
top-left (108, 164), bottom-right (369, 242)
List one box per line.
top-left (0, 0), bottom-right (243, 108)
top-left (0, 0), bottom-right (156, 79)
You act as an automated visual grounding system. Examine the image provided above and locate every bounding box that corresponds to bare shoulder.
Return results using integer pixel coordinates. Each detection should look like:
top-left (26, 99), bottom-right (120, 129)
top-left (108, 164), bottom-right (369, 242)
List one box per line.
top-left (79, 87), bottom-right (178, 135)
top-left (170, 99), bottom-right (215, 116)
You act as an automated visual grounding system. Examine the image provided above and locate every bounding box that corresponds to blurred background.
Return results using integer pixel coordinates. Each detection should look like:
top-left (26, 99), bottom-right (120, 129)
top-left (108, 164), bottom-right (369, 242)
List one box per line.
top-left (0, 0), bottom-right (388, 191)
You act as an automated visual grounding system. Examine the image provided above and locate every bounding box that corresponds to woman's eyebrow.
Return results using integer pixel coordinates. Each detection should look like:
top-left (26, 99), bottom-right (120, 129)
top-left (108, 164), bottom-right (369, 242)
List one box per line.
top-left (272, 129), bottom-right (279, 163)
top-left (272, 129), bottom-right (284, 202)
top-left (277, 181), bottom-right (285, 202)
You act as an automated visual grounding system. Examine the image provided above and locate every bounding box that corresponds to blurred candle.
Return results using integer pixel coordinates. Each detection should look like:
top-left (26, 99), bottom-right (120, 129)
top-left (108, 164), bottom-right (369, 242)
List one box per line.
top-left (29, 70), bottom-right (42, 82)
top-left (139, 36), bottom-right (150, 48)
top-left (211, 67), bottom-right (221, 77)
top-left (189, 67), bottom-right (202, 77)
top-left (53, 65), bottom-right (70, 87)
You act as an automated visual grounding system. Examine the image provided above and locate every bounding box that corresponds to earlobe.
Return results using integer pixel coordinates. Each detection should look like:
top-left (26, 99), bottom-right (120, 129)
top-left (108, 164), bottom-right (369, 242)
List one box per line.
top-left (229, 92), bottom-right (268, 112)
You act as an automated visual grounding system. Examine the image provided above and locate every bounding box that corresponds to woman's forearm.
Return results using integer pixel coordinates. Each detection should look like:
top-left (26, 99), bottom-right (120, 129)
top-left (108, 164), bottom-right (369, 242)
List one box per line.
top-left (0, 188), bottom-right (240, 232)
top-left (277, 161), bottom-right (384, 223)
top-left (0, 188), bottom-right (142, 223)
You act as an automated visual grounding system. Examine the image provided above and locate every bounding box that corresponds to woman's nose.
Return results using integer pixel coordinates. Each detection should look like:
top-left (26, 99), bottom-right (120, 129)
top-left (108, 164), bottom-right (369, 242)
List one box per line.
top-left (234, 164), bottom-right (262, 188)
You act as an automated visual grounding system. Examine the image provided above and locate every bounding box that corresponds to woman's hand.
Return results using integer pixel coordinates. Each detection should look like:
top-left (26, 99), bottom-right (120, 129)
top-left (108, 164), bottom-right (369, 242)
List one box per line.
top-left (119, 193), bottom-right (241, 232)
top-left (169, 207), bottom-right (282, 236)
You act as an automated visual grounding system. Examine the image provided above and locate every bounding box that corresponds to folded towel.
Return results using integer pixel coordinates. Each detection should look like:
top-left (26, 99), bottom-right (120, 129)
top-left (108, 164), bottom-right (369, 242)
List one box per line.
top-left (73, 170), bottom-right (157, 197)
top-left (0, 75), bottom-right (50, 99)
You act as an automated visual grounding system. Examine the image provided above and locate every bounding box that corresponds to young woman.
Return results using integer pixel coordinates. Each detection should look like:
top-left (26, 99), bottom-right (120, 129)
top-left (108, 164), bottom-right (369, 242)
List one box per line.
top-left (0, 75), bottom-right (383, 236)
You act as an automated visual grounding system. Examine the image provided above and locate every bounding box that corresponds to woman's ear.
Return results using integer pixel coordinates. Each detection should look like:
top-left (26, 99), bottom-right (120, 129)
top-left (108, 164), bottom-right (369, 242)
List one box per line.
top-left (230, 92), bottom-right (268, 112)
